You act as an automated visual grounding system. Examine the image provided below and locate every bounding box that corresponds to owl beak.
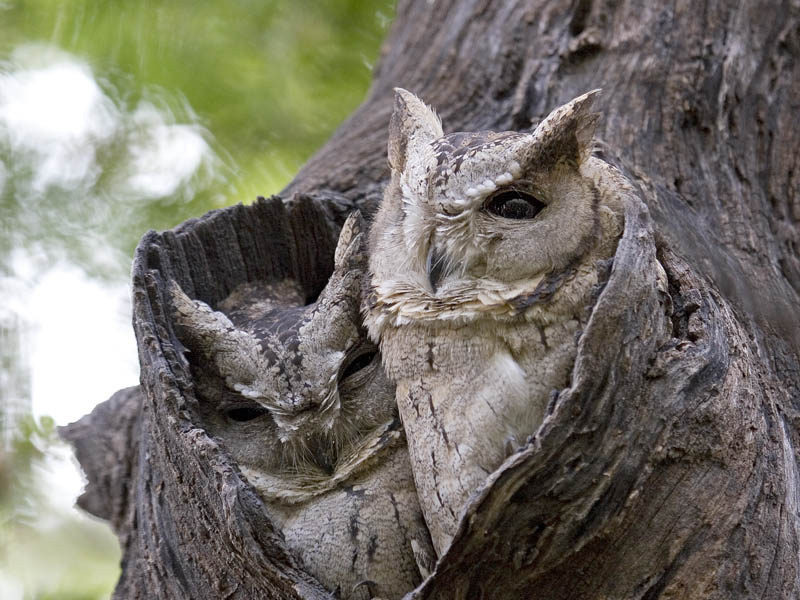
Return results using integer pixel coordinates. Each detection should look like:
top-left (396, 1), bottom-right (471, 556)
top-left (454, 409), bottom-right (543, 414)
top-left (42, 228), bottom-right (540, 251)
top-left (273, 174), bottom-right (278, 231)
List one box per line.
top-left (426, 245), bottom-right (446, 293)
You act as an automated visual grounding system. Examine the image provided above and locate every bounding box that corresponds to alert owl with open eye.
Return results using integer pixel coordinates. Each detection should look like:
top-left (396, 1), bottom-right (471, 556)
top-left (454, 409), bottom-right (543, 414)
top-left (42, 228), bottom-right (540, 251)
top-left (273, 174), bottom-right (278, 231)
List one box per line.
top-left (364, 89), bottom-right (630, 555)
top-left (170, 213), bottom-right (434, 600)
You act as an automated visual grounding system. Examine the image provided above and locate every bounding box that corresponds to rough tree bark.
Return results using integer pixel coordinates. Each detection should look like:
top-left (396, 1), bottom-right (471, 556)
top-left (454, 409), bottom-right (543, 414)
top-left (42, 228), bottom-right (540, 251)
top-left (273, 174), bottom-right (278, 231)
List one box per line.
top-left (61, 0), bottom-right (799, 598)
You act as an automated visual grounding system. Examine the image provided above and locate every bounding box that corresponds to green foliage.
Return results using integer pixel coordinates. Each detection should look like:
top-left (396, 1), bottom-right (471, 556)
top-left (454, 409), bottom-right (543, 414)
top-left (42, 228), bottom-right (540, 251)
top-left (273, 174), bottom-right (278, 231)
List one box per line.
top-left (1, 415), bottom-right (54, 514)
top-left (0, 0), bottom-right (394, 278)
top-left (1, 416), bottom-right (120, 599)
top-left (0, 1), bottom-right (394, 597)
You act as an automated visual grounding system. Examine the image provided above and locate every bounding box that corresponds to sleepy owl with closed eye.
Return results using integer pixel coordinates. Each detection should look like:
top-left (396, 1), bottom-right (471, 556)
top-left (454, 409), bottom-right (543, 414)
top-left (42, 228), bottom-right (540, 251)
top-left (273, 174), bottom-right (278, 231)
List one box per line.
top-left (364, 89), bottom-right (629, 555)
top-left (170, 213), bottom-right (435, 600)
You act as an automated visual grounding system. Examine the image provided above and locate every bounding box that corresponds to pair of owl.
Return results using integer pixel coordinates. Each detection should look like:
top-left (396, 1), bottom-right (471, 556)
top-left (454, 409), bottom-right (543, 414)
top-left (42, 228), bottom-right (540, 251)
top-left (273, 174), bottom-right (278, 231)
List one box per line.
top-left (171, 89), bottom-right (627, 599)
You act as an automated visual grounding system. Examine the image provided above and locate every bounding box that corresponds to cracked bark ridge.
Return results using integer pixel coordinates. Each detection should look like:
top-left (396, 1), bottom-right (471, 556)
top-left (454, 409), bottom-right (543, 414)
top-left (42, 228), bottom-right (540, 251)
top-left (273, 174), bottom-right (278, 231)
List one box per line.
top-left (62, 0), bottom-right (799, 598)
top-left (59, 386), bottom-right (141, 547)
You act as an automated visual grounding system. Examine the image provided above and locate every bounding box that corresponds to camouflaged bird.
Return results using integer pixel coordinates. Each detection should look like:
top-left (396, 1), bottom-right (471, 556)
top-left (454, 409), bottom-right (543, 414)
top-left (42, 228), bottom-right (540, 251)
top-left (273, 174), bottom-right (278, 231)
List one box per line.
top-left (365, 89), bottom-right (629, 555)
top-left (171, 213), bottom-right (435, 599)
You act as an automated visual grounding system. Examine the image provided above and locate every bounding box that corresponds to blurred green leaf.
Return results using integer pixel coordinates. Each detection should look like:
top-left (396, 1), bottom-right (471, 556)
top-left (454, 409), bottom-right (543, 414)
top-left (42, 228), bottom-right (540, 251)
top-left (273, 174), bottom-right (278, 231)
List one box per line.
top-left (0, 2), bottom-right (395, 598)
top-left (0, 0), bottom-right (394, 278)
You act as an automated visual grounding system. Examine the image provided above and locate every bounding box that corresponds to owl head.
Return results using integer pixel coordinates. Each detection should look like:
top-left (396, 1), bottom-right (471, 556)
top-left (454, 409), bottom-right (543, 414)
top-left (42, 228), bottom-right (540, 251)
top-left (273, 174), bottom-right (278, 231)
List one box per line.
top-left (367, 89), bottom-right (624, 333)
top-left (171, 212), bottom-right (392, 473)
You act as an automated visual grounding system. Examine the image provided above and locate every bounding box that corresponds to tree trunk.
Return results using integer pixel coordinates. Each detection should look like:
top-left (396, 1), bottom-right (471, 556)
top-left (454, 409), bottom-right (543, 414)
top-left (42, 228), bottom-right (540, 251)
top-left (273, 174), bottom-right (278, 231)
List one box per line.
top-left (61, 0), bottom-right (800, 598)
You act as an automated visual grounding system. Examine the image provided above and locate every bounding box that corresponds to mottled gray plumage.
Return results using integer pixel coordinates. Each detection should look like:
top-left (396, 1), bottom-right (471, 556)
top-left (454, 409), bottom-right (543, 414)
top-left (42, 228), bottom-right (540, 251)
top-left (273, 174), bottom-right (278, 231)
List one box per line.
top-left (170, 213), bottom-right (434, 600)
top-left (365, 89), bottom-right (630, 555)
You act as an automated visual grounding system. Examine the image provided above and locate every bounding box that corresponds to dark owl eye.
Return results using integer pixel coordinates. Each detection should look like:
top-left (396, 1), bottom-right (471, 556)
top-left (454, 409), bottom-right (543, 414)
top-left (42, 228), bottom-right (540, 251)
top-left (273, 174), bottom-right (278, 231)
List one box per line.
top-left (226, 405), bottom-right (269, 422)
top-left (340, 350), bottom-right (378, 381)
top-left (484, 190), bottom-right (545, 219)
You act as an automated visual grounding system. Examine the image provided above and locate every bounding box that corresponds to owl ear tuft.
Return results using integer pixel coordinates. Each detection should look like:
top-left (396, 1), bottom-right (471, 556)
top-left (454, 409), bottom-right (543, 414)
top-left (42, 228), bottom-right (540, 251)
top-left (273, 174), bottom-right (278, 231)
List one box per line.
top-left (169, 279), bottom-right (267, 390)
top-left (169, 279), bottom-right (237, 355)
top-left (334, 211), bottom-right (365, 270)
top-left (388, 88), bottom-right (444, 173)
top-left (532, 89), bottom-right (601, 167)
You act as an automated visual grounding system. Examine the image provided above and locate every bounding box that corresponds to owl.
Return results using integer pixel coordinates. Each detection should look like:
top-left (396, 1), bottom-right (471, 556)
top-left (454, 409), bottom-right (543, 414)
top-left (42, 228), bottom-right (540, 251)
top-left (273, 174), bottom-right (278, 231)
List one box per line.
top-left (170, 213), bottom-right (434, 600)
top-left (364, 89), bottom-right (628, 555)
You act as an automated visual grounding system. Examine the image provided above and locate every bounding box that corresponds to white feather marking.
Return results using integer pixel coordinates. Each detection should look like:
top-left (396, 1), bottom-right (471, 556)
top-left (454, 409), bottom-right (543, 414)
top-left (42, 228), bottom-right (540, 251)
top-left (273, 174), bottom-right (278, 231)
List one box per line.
top-left (495, 172), bottom-right (513, 185)
top-left (490, 351), bottom-right (527, 398)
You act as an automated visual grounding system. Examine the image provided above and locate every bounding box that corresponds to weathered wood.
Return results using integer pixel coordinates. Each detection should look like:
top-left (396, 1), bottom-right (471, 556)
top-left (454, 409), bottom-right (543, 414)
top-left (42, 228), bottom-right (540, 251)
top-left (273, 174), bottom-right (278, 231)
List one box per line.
top-left (60, 386), bottom-right (141, 545)
top-left (62, 0), bottom-right (799, 597)
top-left (411, 199), bottom-right (798, 598)
top-left (295, 0), bottom-right (800, 351)
top-left (72, 198), bottom-right (341, 599)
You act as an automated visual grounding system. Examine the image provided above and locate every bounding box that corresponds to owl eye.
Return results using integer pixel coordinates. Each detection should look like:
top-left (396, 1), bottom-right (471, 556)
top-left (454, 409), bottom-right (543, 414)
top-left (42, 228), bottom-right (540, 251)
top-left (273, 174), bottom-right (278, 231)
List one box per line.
top-left (340, 349), bottom-right (378, 381)
top-left (226, 405), bottom-right (270, 422)
top-left (484, 190), bottom-right (545, 219)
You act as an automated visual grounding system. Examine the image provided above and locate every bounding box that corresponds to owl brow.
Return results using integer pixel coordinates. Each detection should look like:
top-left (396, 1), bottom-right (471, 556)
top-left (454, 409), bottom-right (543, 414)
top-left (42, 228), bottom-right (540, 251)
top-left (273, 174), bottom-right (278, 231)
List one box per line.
top-left (216, 396), bottom-right (270, 410)
top-left (488, 179), bottom-right (538, 200)
top-left (434, 131), bottom-right (516, 175)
